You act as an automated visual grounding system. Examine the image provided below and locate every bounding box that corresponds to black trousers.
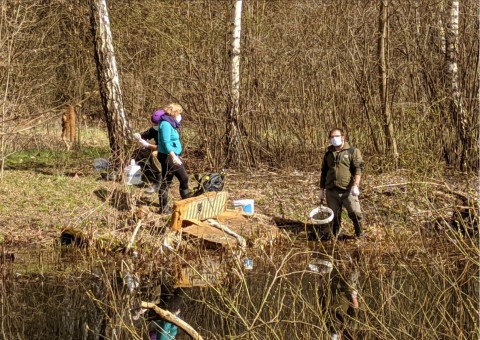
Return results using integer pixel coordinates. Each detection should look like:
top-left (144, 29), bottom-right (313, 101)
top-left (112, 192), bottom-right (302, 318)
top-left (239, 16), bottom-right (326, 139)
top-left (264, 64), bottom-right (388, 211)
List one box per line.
top-left (157, 153), bottom-right (190, 210)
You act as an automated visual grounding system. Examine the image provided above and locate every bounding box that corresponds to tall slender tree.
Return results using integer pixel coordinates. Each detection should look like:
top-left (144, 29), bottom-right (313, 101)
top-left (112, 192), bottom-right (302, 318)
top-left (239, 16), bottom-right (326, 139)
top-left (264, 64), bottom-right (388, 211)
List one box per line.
top-left (378, 0), bottom-right (398, 166)
top-left (226, 0), bottom-right (247, 167)
top-left (90, 0), bottom-right (131, 170)
top-left (445, 0), bottom-right (468, 171)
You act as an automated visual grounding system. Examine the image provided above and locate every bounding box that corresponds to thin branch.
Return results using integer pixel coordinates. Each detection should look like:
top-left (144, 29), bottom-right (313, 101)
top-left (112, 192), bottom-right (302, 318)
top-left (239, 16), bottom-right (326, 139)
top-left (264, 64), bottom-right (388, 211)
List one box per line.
top-left (140, 301), bottom-right (204, 340)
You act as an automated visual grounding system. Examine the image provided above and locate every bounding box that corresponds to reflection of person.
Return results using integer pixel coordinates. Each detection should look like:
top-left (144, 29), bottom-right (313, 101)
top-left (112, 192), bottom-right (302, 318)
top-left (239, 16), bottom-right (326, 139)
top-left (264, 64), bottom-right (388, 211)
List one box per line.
top-left (314, 259), bottom-right (359, 340)
top-left (150, 288), bottom-right (184, 340)
top-left (156, 103), bottom-right (191, 214)
top-left (151, 316), bottom-right (179, 340)
top-left (132, 110), bottom-right (164, 193)
top-left (319, 128), bottom-right (365, 239)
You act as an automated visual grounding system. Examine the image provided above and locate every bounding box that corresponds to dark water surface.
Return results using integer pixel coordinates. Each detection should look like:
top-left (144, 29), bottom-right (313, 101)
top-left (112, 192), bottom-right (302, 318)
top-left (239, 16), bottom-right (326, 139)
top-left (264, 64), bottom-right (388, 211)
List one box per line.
top-left (1, 239), bottom-right (478, 340)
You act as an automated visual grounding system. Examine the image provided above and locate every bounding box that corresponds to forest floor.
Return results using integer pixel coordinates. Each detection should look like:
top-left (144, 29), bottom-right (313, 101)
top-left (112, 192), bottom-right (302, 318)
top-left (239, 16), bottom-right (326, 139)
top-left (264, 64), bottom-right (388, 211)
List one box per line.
top-left (0, 148), bottom-right (477, 251)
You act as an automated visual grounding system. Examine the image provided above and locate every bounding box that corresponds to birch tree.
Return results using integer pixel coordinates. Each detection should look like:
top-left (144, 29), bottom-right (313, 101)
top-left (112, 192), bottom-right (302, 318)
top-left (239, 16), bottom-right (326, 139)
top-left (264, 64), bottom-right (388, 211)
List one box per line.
top-left (378, 0), bottom-right (398, 165)
top-left (90, 0), bottom-right (131, 169)
top-left (445, 0), bottom-right (468, 171)
top-left (226, 0), bottom-right (247, 167)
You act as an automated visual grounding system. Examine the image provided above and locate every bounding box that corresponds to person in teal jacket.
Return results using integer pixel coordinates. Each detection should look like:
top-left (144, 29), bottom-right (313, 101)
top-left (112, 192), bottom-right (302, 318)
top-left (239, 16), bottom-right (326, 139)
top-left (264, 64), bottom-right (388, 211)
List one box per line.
top-left (150, 287), bottom-right (184, 340)
top-left (151, 320), bottom-right (178, 340)
top-left (156, 103), bottom-right (191, 214)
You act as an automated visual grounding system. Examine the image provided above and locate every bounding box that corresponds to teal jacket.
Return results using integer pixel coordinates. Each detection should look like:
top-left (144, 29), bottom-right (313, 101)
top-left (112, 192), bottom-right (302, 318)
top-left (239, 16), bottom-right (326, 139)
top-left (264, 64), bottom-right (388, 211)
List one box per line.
top-left (157, 121), bottom-right (182, 155)
top-left (152, 320), bottom-right (178, 340)
top-left (158, 321), bottom-right (178, 340)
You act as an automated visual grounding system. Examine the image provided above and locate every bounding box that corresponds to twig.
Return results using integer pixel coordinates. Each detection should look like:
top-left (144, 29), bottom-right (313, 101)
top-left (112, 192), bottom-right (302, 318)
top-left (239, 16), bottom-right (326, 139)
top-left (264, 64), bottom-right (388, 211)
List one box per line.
top-left (140, 301), bottom-right (204, 340)
top-left (206, 218), bottom-right (247, 250)
top-left (0, 94), bottom-right (95, 135)
top-left (126, 219), bottom-right (142, 251)
top-left (372, 181), bottom-right (472, 202)
top-left (372, 181), bottom-right (444, 189)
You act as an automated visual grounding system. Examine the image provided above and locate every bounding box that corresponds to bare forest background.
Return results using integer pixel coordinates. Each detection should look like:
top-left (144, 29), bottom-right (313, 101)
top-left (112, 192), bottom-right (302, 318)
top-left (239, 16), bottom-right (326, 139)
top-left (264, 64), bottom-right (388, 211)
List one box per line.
top-left (1, 0), bottom-right (479, 173)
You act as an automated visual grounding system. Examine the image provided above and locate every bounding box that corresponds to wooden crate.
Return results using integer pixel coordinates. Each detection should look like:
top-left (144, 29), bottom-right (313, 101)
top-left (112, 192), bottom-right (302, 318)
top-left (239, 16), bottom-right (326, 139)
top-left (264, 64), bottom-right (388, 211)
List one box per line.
top-left (170, 191), bottom-right (228, 231)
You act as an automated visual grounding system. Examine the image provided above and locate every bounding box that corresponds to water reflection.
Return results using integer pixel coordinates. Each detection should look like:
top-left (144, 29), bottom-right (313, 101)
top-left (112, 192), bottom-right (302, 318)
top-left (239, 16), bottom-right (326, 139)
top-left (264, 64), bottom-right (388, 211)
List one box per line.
top-left (0, 239), bottom-right (477, 339)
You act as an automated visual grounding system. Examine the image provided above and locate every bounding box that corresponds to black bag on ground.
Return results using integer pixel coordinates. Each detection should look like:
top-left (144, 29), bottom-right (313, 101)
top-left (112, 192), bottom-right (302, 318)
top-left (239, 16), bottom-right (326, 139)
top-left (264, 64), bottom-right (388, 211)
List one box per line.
top-left (192, 173), bottom-right (225, 197)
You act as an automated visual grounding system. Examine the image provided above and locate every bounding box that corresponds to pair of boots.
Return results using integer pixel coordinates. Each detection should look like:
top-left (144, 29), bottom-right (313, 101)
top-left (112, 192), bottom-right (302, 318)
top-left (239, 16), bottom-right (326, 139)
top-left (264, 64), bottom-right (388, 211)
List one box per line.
top-left (159, 186), bottom-right (192, 214)
top-left (330, 220), bottom-right (363, 240)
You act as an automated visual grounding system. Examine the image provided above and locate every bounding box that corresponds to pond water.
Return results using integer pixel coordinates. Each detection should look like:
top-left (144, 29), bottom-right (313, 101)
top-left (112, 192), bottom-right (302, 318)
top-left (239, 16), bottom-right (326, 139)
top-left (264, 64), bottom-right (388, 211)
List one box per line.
top-left (1, 238), bottom-right (478, 340)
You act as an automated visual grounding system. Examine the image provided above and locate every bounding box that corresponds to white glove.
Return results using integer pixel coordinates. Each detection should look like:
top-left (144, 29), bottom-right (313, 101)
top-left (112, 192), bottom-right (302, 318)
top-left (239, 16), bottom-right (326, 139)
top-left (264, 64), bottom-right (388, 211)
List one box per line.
top-left (170, 154), bottom-right (182, 166)
top-left (351, 185), bottom-right (360, 196)
top-left (319, 189), bottom-right (325, 202)
top-left (133, 132), bottom-right (142, 140)
top-left (137, 139), bottom-right (150, 148)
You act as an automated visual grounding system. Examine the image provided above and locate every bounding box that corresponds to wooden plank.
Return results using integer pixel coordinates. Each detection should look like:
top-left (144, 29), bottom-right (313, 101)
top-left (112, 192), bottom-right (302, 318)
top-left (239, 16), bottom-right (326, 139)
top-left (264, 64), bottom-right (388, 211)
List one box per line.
top-left (182, 219), bottom-right (238, 247)
top-left (174, 254), bottom-right (226, 288)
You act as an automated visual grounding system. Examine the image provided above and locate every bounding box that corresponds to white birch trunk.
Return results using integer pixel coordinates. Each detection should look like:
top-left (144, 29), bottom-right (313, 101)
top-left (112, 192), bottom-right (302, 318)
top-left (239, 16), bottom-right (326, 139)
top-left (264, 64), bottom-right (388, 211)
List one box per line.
top-left (231, 0), bottom-right (242, 115)
top-left (90, 0), bottom-right (130, 167)
top-left (226, 0), bottom-right (244, 166)
top-left (445, 0), bottom-right (468, 170)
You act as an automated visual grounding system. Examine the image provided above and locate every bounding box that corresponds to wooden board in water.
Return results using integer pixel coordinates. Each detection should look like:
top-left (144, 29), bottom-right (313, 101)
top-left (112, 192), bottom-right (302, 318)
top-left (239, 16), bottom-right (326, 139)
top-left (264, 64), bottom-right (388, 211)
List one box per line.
top-left (181, 219), bottom-right (239, 248)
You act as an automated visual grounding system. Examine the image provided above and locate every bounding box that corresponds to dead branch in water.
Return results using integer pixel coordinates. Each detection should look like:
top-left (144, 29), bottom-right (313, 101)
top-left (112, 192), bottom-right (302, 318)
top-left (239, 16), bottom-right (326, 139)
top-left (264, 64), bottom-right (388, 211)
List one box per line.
top-left (140, 301), bottom-right (204, 340)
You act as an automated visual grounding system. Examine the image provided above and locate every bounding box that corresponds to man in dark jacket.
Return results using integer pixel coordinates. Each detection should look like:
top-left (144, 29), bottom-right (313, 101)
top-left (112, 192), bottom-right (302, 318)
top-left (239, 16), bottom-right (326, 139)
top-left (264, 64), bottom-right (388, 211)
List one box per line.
top-left (319, 128), bottom-right (364, 239)
top-left (132, 109), bottom-right (164, 193)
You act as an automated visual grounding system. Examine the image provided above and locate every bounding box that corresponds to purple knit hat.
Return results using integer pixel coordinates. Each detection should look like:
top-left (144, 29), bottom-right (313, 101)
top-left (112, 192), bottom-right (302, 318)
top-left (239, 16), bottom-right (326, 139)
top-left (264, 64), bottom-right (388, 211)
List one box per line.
top-left (151, 109), bottom-right (165, 124)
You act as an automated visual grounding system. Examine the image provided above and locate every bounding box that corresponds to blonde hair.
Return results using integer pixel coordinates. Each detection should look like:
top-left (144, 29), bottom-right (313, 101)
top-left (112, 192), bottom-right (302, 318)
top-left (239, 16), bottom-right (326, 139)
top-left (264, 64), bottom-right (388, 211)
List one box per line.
top-left (164, 103), bottom-right (183, 117)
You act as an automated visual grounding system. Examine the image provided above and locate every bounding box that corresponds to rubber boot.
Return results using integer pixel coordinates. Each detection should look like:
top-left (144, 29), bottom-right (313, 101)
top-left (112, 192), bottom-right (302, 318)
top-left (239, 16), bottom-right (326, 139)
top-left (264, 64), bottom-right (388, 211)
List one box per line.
top-left (158, 184), bottom-right (171, 214)
top-left (180, 188), bottom-right (192, 200)
top-left (353, 220), bottom-right (363, 237)
top-left (332, 223), bottom-right (342, 238)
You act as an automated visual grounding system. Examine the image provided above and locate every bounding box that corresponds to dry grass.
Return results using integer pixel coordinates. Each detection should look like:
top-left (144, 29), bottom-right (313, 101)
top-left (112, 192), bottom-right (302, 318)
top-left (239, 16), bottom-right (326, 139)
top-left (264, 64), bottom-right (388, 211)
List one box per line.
top-left (0, 129), bottom-right (478, 339)
top-left (2, 155), bottom-right (475, 247)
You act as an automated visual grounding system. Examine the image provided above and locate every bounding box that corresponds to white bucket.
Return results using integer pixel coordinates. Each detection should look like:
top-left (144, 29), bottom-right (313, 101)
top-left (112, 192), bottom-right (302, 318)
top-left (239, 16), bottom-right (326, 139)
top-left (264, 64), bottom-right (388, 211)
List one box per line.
top-left (233, 199), bottom-right (255, 214)
top-left (309, 206), bottom-right (334, 225)
top-left (124, 159), bottom-right (143, 185)
top-left (93, 158), bottom-right (108, 171)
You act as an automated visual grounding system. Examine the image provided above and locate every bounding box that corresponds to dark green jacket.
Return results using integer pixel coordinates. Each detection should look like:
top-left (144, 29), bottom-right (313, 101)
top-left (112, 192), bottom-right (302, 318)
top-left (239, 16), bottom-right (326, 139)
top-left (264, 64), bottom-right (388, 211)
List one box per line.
top-left (320, 141), bottom-right (364, 190)
top-left (318, 268), bottom-right (356, 314)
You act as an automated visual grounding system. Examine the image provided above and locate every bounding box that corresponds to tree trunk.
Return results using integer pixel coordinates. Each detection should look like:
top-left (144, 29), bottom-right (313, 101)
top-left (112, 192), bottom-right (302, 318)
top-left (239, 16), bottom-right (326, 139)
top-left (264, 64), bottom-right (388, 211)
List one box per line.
top-left (226, 0), bottom-right (246, 167)
top-left (445, 0), bottom-right (468, 171)
top-left (438, 2), bottom-right (447, 55)
top-left (89, 0), bottom-right (131, 170)
top-left (378, 0), bottom-right (399, 166)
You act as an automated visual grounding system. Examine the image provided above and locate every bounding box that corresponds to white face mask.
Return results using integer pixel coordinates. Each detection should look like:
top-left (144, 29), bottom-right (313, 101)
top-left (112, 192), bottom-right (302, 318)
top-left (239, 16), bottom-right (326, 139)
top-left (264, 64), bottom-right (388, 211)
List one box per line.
top-left (152, 126), bottom-right (158, 131)
top-left (175, 115), bottom-right (182, 123)
top-left (331, 136), bottom-right (343, 147)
